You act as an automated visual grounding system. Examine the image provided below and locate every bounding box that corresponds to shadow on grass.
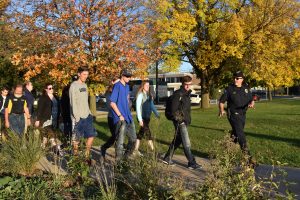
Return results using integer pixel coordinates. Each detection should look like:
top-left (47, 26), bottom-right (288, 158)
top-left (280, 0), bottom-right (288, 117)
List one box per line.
top-left (190, 125), bottom-right (300, 148)
top-left (94, 120), bottom-right (110, 141)
top-left (245, 132), bottom-right (300, 148)
top-left (189, 125), bottom-right (225, 133)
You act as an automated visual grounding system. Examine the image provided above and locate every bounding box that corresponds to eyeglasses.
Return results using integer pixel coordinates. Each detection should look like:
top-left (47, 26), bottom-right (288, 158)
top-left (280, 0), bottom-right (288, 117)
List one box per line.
top-left (235, 77), bottom-right (243, 80)
top-left (47, 87), bottom-right (53, 90)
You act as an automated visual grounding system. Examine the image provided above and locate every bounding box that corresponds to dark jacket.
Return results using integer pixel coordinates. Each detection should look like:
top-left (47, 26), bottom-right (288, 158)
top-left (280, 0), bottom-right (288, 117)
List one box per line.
top-left (24, 89), bottom-right (35, 115)
top-left (36, 94), bottom-right (60, 126)
top-left (171, 87), bottom-right (192, 125)
top-left (0, 95), bottom-right (9, 115)
top-left (219, 84), bottom-right (253, 115)
top-left (60, 85), bottom-right (71, 122)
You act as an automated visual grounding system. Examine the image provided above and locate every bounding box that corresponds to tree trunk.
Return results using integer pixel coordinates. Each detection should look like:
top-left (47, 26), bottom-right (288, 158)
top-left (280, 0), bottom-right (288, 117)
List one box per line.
top-left (201, 71), bottom-right (210, 108)
top-left (267, 87), bottom-right (273, 101)
top-left (89, 95), bottom-right (97, 116)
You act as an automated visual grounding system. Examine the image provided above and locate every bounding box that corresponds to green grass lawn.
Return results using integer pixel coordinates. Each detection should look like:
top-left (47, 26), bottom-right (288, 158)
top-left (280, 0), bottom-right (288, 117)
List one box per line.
top-left (93, 98), bottom-right (300, 167)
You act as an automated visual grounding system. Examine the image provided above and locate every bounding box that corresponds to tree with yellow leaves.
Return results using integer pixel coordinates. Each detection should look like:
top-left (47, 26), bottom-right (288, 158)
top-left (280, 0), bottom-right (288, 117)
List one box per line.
top-left (151, 0), bottom-right (300, 107)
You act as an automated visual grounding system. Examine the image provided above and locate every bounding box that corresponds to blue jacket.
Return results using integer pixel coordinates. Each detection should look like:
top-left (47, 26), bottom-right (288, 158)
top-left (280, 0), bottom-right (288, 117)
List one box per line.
top-left (136, 92), bottom-right (159, 122)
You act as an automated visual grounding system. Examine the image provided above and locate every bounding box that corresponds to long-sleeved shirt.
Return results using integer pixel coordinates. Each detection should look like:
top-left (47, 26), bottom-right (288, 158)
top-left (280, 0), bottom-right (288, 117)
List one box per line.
top-left (69, 81), bottom-right (91, 122)
top-left (136, 92), bottom-right (159, 122)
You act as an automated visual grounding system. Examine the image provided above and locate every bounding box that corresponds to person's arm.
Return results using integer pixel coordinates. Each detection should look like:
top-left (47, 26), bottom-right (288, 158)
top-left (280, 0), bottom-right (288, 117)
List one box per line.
top-left (24, 102), bottom-right (31, 126)
top-left (150, 100), bottom-right (159, 118)
top-left (248, 89), bottom-right (255, 108)
top-left (69, 84), bottom-right (80, 122)
top-left (171, 92), bottom-right (181, 116)
top-left (4, 99), bottom-right (11, 128)
top-left (219, 102), bottom-right (226, 117)
top-left (110, 84), bottom-right (124, 121)
top-left (219, 88), bottom-right (228, 117)
top-left (136, 93), bottom-right (143, 126)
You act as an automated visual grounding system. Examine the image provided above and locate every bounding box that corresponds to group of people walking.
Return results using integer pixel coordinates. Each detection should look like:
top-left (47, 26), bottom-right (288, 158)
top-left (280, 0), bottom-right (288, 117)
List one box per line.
top-left (0, 67), bottom-right (255, 169)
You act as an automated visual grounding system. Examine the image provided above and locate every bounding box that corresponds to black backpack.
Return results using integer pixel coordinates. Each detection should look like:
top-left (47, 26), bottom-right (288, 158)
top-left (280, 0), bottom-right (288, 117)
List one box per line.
top-left (165, 93), bottom-right (183, 121)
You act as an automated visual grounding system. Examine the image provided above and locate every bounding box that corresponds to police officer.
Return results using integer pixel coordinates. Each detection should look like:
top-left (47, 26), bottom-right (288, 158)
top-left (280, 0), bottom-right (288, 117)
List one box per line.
top-left (219, 71), bottom-right (255, 157)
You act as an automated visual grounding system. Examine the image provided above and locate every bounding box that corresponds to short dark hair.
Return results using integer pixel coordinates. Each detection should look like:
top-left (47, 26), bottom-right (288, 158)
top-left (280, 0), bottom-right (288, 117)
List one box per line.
top-left (1, 86), bottom-right (9, 91)
top-left (24, 81), bottom-right (32, 87)
top-left (78, 66), bottom-right (89, 74)
top-left (181, 75), bottom-right (192, 84)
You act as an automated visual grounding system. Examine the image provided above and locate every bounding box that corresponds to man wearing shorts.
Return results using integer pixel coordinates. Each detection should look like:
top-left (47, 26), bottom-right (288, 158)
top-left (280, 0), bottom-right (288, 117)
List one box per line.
top-left (69, 66), bottom-right (97, 158)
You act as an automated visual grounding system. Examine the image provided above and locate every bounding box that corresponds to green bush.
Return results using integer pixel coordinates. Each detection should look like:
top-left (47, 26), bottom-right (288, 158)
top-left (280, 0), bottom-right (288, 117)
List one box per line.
top-left (0, 128), bottom-right (44, 176)
top-left (195, 135), bottom-right (294, 199)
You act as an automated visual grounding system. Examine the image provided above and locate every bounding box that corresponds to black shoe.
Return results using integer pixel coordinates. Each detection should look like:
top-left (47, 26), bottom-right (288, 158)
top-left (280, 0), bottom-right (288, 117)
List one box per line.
top-left (162, 159), bottom-right (175, 166)
top-left (188, 163), bottom-right (202, 170)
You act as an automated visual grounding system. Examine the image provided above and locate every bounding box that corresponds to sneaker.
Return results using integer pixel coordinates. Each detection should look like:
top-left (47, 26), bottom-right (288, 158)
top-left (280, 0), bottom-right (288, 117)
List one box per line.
top-left (162, 159), bottom-right (175, 166)
top-left (188, 163), bottom-right (202, 170)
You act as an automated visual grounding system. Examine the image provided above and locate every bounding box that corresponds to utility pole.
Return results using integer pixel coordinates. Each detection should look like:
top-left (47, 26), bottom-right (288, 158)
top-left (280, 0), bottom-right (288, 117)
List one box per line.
top-left (155, 61), bottom-right (159, 104)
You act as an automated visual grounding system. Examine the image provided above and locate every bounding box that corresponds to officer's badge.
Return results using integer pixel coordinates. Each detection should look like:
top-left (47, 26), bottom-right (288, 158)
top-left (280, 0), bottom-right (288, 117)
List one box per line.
top-left (245, 89), bottom-right (248, 93)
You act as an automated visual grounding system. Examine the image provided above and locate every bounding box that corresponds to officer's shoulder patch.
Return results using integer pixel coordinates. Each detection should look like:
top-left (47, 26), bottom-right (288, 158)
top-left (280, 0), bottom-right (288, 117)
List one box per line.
top-left (245, 89), bottom-right (248, 93)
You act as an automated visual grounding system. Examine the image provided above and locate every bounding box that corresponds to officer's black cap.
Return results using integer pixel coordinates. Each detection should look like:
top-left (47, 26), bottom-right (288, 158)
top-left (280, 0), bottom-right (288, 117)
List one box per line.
top-left (234, 71), bottom-right (244, 78)
top-left (121, 69), bottom-right (132, 77)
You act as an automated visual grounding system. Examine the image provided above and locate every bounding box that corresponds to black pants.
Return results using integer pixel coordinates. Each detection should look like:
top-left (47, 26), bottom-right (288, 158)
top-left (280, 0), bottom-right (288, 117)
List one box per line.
top-left (101, 117), bottom-right (117, 151)
top-left (229, 113), bottom-right (249, 153)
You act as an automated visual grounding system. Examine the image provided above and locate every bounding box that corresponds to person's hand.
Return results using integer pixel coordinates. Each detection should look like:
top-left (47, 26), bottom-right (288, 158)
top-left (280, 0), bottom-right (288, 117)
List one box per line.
top-left (5, 121), bottom-right (9, 128)
top-left (248, 101), bottom-right (255, 109)
top-left (35, 121), bottom-right (40, 127)
top-left (119, 115), bottom-right (125, 121)
top-left (27, 119), bottom-right (31, 126)
top-left (219, 110), bottom-right (226, 117)
top-left (139, 120), bottom-right (144, 127)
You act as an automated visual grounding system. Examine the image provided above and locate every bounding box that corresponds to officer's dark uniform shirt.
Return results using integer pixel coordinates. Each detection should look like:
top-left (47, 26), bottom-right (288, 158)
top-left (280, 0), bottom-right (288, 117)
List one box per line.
top-left (219, 84), bottom-right (253, 115)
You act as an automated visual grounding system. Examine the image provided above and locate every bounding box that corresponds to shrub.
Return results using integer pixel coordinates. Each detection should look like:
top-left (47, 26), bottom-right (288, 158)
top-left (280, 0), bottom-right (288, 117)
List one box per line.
top-left (195, 135), bottom-right (295, 199)
top-left (0, 128), bottom-right (44, 176)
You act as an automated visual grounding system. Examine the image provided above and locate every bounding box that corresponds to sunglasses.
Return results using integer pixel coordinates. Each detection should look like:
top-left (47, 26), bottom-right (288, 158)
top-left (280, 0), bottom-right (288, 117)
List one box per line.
top-left (47, 87), bottom-right (53, 90)
top-left (235, 77), bottom-right (243, 80)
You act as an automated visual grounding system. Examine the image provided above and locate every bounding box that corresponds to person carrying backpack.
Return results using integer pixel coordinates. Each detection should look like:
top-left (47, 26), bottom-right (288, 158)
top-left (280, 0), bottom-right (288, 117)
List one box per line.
top-left (134, 81), bottom-right (159, 156)
top-left (162, 76), bottom-right (202, 170)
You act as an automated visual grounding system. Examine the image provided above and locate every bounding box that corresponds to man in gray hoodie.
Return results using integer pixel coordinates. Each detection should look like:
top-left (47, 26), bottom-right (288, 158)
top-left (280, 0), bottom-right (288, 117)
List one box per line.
top-left (69, 66), bottom-right (97, 159)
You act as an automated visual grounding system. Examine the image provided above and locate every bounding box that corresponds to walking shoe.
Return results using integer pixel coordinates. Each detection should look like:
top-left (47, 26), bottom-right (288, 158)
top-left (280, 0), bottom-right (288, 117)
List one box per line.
top-left (162, 159), bottom-right (175, 166)
top-left (188, 163), bottom-right (202, 170)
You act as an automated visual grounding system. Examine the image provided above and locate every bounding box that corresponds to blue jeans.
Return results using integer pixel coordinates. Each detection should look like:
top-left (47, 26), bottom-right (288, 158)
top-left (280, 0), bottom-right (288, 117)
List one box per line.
top-left (8, 113), bottom-right (25, 135)
top-left (164, 122), bottom-right (196, 165)
top-left (115, 120), bottom-right (137, 160)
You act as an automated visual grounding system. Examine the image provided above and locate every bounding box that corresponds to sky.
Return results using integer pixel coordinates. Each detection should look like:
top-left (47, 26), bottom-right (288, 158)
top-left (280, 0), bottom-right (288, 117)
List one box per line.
top-left (180, 62), bottom-right (193, 72)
